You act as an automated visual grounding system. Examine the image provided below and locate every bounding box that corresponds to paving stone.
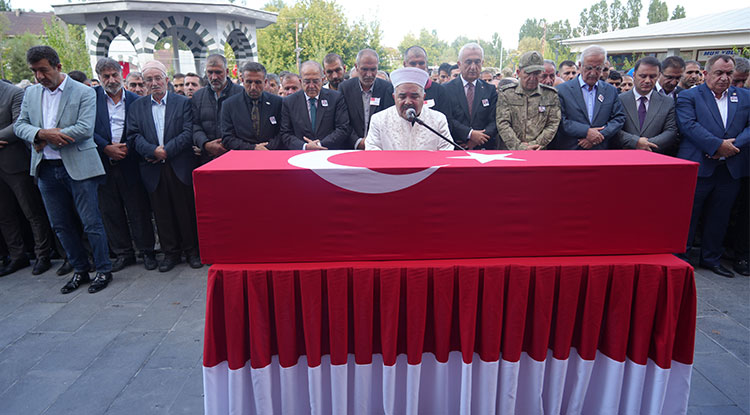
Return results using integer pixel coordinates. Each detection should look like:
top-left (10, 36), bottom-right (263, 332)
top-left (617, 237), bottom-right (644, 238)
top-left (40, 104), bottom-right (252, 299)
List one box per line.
top-left (0, 331), bottom-right (71, 394)
top-left (693, 353), bottom-right (750, 414)
top-left (168, 364), bottom-right (205, 415)
top-left (0, 302), bottom-right (66, 350)
top-left (0, 368), bottom-right (82, 415)
top-left (43, 366), bottom-right (139, 415)
top-left (32, 329), bottom-right (121, 373)
top-left (125, 273), bottom-right (200, 332)
top-left (688, 368), bottom-right (734, 407)
top-left (687, 406), bottom-right (747, 415)
top-left (696, 315), bottom-right (750, 365)
top-left (694, 329), bottom-right (730, 355)
top-left (105, 367), bottom-right (193, 415)
top-left (112, 268), bottom-right (178, 307)
top-left (144, 299), bottom-right (205, 370)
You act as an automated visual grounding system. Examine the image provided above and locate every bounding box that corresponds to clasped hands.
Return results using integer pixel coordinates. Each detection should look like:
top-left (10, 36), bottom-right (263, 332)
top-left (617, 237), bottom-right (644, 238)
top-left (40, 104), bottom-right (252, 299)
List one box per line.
top-left (577, 127), bottom-right (604, 149)
top-left (34, 128), bottom-right (75, 152)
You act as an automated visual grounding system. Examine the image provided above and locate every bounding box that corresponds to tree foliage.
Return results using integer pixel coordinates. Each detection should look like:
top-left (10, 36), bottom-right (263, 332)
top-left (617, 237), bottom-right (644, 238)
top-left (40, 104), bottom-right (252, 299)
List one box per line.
top-left (671, 5), bottom-right (686, 20)
top-left (0, 0), bottom-right (10, 12)
top-left (646, 0), bottom-right (669, 24)
top-left (257, 0), bottom-right (385, 74)
top-left (43, 18), bottom-right (91, 77)
top-left (576, 0), bottom-right (642, 35)
top-left (1, 32), bottom-right (41, 82)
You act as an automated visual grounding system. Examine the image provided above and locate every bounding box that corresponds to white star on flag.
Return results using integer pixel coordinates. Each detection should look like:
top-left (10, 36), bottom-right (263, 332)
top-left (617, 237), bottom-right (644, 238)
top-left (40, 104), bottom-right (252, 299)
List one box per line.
top-left (448, 152), bottom-right (526, 164)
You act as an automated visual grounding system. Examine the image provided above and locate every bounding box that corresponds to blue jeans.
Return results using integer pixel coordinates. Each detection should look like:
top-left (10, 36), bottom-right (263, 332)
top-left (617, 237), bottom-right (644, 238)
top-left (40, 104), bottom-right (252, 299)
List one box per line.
top-left (37, 162), bottom-right (112, 273)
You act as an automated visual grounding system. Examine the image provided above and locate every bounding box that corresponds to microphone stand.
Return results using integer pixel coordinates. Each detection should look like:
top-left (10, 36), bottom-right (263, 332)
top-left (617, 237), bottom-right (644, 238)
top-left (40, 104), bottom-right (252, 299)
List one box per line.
top-left (410, 114), bottom-right (465, 150)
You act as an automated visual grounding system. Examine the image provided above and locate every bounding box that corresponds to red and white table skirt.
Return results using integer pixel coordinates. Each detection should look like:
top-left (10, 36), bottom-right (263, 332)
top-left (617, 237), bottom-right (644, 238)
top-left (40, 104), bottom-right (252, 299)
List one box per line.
top-left (203, 255), bottom-right (695, 414)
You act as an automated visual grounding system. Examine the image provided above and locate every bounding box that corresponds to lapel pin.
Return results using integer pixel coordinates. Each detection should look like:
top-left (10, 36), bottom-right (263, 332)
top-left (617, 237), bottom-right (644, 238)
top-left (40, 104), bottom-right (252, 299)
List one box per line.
top-left (597, 94), bottom-right (604, 102)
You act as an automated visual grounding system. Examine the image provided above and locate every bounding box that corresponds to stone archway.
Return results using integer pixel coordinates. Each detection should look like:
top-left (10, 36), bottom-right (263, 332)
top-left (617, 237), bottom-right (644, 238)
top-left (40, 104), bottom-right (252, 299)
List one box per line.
top-left (144, 16), bottom-right (219, 72)
top-left (90, 16), bottom-right (141, 59)
top-left (222, 20), bottom-right (258, 63)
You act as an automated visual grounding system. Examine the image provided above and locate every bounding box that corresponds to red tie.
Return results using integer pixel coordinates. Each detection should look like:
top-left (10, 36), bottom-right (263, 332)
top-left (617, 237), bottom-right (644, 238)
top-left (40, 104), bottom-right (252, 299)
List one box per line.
top-left (466, 82), bottom-right (474, 118)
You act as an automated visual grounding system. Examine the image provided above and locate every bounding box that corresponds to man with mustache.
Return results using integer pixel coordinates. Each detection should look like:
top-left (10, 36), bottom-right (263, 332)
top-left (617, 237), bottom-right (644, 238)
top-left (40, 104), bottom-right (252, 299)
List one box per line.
top-left (93, 57), bottom-right (157, 272)
top-left (444, 42), bottom-right (499, 149)
top-left (365, 67), bottom-right (453, 151)
top-left (191, 54), bottom-right (244, 165)
top-left (339, 49), bottom-right (394, 149)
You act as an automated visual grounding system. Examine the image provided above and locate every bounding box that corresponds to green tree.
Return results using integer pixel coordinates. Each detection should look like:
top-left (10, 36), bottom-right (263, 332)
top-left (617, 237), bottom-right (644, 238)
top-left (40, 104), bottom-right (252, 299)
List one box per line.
top-left (579, 0), bottom-right (610, 35)
top-left (0, 0), bottom-right (10, 12)
top-left (609, 0), bottom-right (627, 30)
top-left (257, 0), bottom-right (384, 74)
top-left (647, 0), bottom-right (668, 24)
top-left (398, 29), bottom-right (450, 64)
top-left (671, 5), bottom-right (686, 20)
top-left (624, 0), bottom-right (643, 28)
top-left (43, 18), bottom-right (91, 77)
top-left (1, 32), bottom-right (41, 82)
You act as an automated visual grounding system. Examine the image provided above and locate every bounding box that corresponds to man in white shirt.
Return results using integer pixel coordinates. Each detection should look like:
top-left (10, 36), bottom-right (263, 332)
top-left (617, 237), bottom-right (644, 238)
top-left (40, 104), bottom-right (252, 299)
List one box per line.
top-left (365, 67), bottom-right (453, 151)
top-left (93, 57), bottom-right (157, 272)
top-left (14, 46), bottom-right (112, 294)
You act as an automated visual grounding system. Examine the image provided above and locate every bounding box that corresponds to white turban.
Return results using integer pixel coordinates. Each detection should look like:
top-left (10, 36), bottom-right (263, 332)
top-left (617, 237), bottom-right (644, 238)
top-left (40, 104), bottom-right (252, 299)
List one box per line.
top-left (390, 67), bottom-right (429, 89)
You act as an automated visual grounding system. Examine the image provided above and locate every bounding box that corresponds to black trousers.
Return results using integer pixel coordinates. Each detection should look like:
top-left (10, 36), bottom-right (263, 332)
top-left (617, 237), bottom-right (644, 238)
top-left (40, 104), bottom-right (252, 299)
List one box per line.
top-left (148, 163), bottom-right (199, 259)
top-left (0, 169), bottom-right (53, 260)
top-left (728, 176), bottom-right (749, 261)
top-left (98, 162), bottom-right (155, 258)
top-left (686, 164), bottom-right (741, 266)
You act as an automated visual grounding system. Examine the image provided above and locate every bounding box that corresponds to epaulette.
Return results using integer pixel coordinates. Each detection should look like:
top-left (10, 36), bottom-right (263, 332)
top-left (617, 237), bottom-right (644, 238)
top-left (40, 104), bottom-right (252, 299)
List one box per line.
top-left (540, 83), bottom-right (558, 93)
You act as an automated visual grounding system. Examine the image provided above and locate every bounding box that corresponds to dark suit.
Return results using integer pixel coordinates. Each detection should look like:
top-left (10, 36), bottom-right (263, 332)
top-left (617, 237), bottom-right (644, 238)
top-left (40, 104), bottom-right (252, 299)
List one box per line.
top-left (551, 77), bottom-right (625, 150)
top-left (128, 92), bottom-right (199, 259)
top-left (0, 81), bottom-right (53, 261)
top-left (221, 91), bottom-right (283, 150)
top-left (280, 88), bottom-right (350, 150)
top-left (192, 82), bottom-right (244, 164)
top-left (93, 86), bottom-right (154, 259)
top-left (615, 89), bottom-right (678, 154)
top-left (444, 76), bottom-right (499, 150)
top-left (338, 77), bottom-right (394, 148)
top-left (676, 84), bottom-right (750, 266)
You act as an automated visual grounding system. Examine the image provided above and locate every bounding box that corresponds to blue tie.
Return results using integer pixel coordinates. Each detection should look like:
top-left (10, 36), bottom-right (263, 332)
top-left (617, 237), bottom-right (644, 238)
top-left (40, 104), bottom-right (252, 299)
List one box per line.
top-left (309, 97), bottom-right (317, 133)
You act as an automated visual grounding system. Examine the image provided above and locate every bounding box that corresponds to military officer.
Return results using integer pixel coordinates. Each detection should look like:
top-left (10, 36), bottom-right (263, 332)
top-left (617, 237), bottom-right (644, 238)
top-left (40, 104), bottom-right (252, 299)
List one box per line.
top-left (496, 51), bottom-right (561, 150)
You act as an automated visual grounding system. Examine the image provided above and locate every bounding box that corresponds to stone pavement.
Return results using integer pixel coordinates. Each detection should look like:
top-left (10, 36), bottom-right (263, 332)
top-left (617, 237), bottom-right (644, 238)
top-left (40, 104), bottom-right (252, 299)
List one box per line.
top-left (0, 258), bottom-right (747, 414)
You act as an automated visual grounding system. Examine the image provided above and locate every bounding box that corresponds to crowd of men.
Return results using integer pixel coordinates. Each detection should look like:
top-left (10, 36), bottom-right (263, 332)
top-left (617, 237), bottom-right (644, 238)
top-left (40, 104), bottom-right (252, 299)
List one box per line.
top-left (0, 42), bottom-right (748, 296)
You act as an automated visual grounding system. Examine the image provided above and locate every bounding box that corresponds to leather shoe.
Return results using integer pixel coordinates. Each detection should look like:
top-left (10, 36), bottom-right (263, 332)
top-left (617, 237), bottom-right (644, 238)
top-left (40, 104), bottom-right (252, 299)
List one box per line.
top-left (111, 256), bottom-right (136, 272)
top-left (88, 272), bottom-right (112, 293)
top-left (57, 259), bottom-right (73, 276)
top-left (733, 259), bottom-right (750, 276)
top-left (700, 263), bottom-right (735, 278)
top-left (143, 252), bottom-right (158, 271)
top-left (32, 257), bottom-right (52, 275)
top-left (61, 272), bottom-right (90, 294)
top-left (187, 255), bottom-right (203, 269)
top-left (158, 256), bottom-right (180, 273)
top-left (0, 257), bottom-right (30, 277)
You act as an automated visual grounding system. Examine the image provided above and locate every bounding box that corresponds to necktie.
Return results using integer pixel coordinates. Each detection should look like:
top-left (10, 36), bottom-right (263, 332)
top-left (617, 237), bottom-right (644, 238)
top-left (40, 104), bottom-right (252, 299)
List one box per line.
top-left (638, 96), bottom-right (647, 129)
top-left (251, 99), bottom-right (260, 137)
top-left (466, 83), bottom-right (474, 118)
top-left (309, 97), bottom-right (317, 132)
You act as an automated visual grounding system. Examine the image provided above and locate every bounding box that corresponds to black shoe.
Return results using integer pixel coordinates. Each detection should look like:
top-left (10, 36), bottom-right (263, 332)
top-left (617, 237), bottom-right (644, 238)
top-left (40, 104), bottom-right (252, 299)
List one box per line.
top-left (88, 272), bottom-right (112, 293)
top-left (158, 256), bottom-right (180, 273)
top-left (733, 259), bottom-right (750, 276)
top-left (32, 257), bottom-right (52, 275)
top-left (56, 259), bottom-right (74, 276)
top-left (143, 253), bottom-right (158, 271)
top-left (1, 255), bottom-right (9, 267)
top-left (111, 256), bottom-right (136, 272)
top-left (60, 271), bottom-right (90, 294)
top-left (187, 255), bottom-right (203, 269)
top-left (0, 257), bottom-right (30, 277)
top-left (700, 263), bottom-right (735, 278)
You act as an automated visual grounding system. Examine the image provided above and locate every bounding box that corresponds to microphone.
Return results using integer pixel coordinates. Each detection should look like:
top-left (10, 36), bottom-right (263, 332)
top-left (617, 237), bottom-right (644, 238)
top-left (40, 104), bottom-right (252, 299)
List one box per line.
top-left (406, 108), bottom-right (417, 125)
top-left (407, 108), bottom-right (465, 150)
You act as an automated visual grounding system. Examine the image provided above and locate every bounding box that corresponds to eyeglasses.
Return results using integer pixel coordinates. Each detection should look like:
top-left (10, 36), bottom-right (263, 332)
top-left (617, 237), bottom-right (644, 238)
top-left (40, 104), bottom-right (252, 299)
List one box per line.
top-left (584, 66), bottom-right (603, 72)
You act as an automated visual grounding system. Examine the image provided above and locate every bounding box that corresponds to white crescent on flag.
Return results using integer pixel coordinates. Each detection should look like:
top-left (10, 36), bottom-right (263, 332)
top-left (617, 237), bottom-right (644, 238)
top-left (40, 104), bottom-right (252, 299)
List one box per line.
top-left (287, 150), bottom-right (446, 194)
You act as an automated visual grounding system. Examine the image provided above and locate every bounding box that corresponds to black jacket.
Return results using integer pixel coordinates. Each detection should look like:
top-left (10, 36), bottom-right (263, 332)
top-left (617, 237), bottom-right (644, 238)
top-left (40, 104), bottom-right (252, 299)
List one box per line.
top-left (221, 91), bottom-right (284, 150)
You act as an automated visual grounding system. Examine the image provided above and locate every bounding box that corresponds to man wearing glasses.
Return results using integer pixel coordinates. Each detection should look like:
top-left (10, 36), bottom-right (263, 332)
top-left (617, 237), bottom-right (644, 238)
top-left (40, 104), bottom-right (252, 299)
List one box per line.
top-left (550, 45), bottom-right (625, 150)
top-left (656, 56), bottom-right (686, 101)
top-left (280, 60), bottom-right (350, 150)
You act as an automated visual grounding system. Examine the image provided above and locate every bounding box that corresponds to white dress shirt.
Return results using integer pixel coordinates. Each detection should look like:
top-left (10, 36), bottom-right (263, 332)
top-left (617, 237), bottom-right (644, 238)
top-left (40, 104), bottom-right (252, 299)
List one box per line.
top-left (42, 74), bottom-right (69, 160)
top-left (714, 90), bottom-right (728, 128)
top-left (633, 88), bottom-right (653, 113)
top-left (151, 93), bottom-right (168, 146)
top-left (107, 90), bottom-right (126, 144)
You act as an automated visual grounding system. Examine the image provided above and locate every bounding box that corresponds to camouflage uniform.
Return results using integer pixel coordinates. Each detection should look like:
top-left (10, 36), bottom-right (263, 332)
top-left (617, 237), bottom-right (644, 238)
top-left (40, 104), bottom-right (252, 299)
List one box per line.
top-left (496, 82), bottom-right (561, 150)
top-left (495, 51), bottom-right (561, 150)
